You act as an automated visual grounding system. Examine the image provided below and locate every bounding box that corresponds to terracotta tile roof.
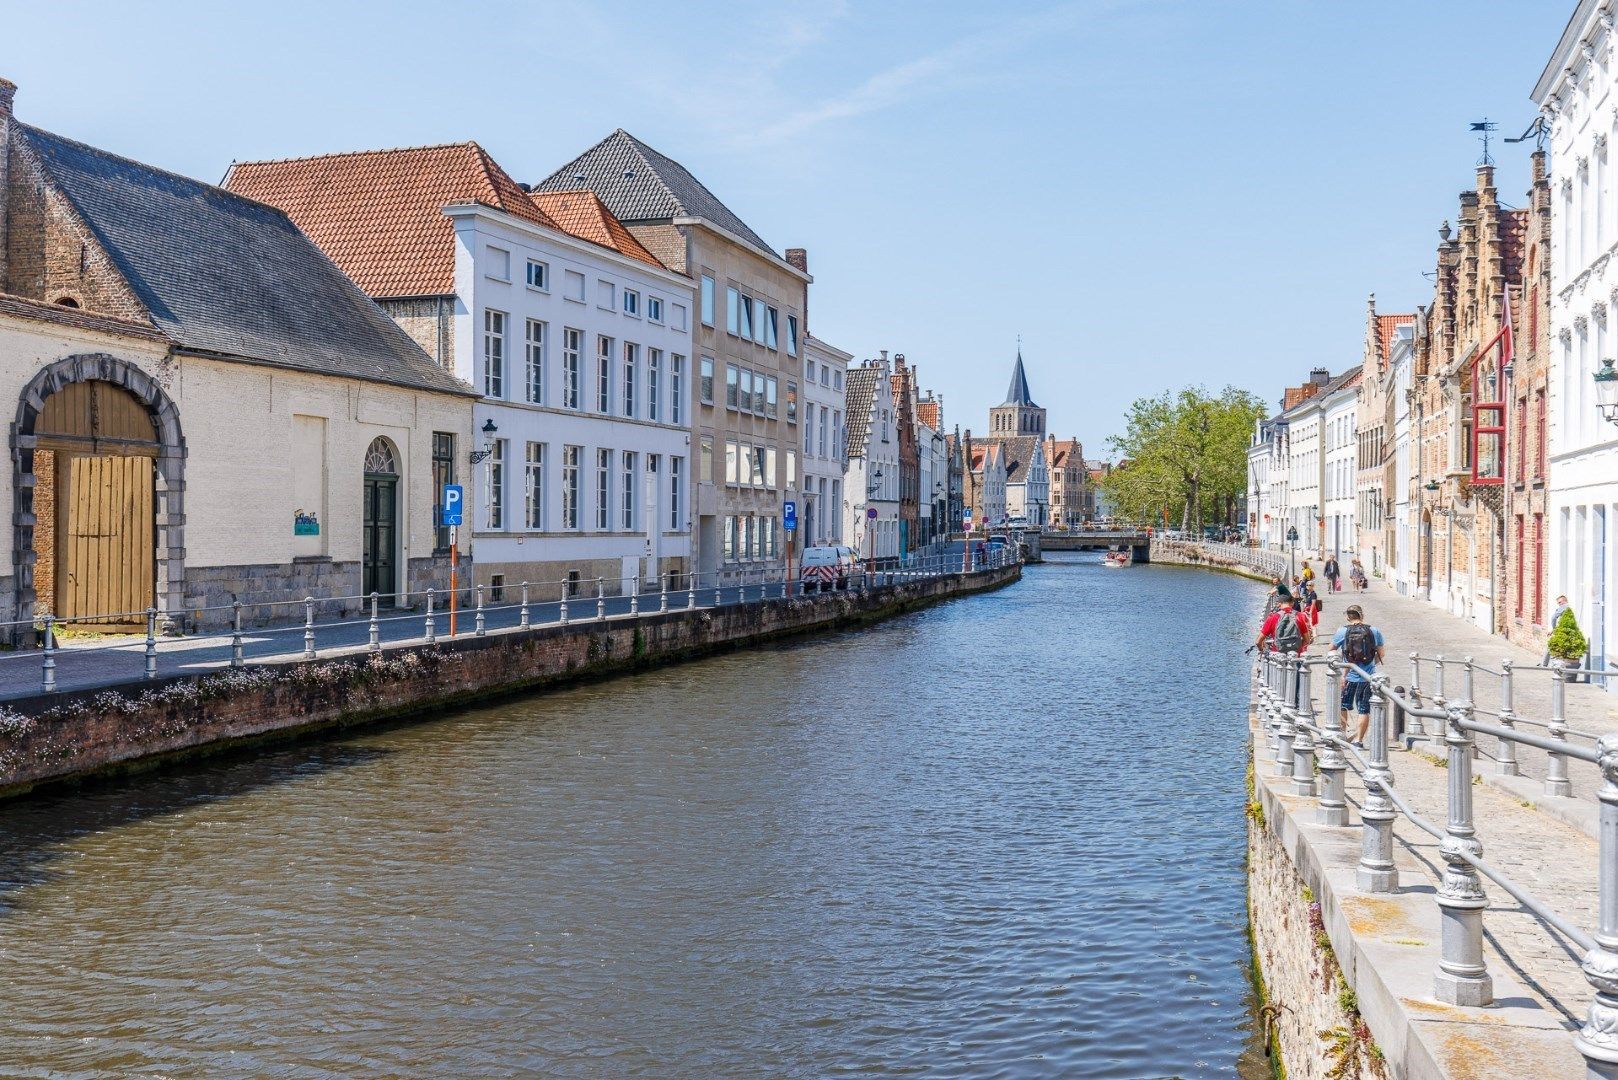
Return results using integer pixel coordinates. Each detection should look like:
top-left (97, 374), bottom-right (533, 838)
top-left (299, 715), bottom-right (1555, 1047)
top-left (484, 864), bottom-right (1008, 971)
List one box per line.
top-left (223, 142), bottom-right (558, 298)
top-left (916, 399), bottom-right (941, 430)
top-left (530, 189), bottom-right (664, 269)
top-left (1376, 313), bottom-right (1414, 359)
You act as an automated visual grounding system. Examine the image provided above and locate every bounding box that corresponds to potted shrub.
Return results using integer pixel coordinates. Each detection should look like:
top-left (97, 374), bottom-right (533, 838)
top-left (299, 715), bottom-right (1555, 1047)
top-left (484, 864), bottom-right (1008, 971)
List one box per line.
top-left (1547, 608), bottom-right (1589, 671)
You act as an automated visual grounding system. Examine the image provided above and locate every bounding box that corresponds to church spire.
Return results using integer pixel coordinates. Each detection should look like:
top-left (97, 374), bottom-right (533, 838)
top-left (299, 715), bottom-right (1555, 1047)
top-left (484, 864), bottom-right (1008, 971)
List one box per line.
top-left (1002, 347), bottom-right (1035, 407)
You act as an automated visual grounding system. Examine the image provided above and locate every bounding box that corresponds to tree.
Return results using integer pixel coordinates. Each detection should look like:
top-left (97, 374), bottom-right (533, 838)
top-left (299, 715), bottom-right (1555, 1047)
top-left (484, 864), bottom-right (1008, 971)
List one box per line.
top-left (1101, 385), bottom-right (1266, 529)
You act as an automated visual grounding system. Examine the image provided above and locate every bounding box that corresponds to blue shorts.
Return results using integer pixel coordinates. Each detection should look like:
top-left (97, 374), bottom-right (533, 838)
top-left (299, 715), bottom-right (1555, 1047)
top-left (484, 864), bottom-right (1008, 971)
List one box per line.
top-left (1341, 679), bottom-right (1372, 715)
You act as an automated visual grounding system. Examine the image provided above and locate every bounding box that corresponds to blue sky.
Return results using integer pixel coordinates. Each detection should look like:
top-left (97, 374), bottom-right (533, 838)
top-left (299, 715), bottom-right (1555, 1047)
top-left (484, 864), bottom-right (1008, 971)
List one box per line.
top-left (0, 0), bottom-right (1569, 454)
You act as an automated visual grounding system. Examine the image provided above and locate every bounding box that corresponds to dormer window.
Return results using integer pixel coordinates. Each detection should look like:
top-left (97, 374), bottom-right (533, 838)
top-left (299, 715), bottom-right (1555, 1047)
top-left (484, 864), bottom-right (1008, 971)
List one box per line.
top-left (53, 297), bottom-right (79, 308)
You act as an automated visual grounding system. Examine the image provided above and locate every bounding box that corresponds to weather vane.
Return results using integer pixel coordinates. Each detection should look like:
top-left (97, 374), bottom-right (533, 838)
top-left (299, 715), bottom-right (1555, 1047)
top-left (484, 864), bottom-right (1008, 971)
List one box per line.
top-left (1471, 119), bottom-right (1499, 165)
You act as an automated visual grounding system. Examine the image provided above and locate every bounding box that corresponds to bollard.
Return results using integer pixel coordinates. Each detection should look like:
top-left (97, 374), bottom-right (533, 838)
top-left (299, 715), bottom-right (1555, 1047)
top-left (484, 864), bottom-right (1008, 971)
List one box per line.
top-left (231, 601), bottom-right (245, 668)
top-left (687, 576), bottom-right (696, 610)
top-left (475, 585), bottom-right (486, 637)
top-left (1548, 665), bottom-right (1574, 797)
top-left (303, 597), bottom-right (316, 659)
top-left (597, 577), bottom-right (606, 621)
top-left (660, 579), bottom-right (668, 613)
top-left (1496, 658), bottom-right (1520, 776)
top-left (1317, 659), bottom-right (1349, 825)
top-left (630, 575), bottom-right (640, 616)
top-left (424, 588), bottom-right (436, 644)
top-left (1275, 652), bottom-right (1298, 779)
top-left (144, 607), bottom-right (159, 680)
top-left (715, 583), bottom-right (723, 607)
top-left (559, 589), bottom-right (569, 626)
top-left (1575, 734), bottom-right (1618, 1075)
top-left (1407, 652), bottom-right (1425, 740)
top-left (1291, 658), bottom-right (1318, 798)
top-left (369, 592), bottom-right (381, 653)
top-left (40, 615), bottom-right (57, 694)
top-left (1357, 683), bottom-right (1399, 892)
top-left (1434, 700), bottom-right (1493, 1006)
top-left (520, 583), bottom-right (531, 630)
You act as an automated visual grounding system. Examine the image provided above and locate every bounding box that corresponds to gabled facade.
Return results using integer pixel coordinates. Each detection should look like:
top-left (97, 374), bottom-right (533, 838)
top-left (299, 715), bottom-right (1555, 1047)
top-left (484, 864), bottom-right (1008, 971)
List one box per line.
top-left (0, 79), bottom-right (476, 632)
top-left (1045, 435), bottom-right (1091, 528)
top-left (997, 435), bottom-right (1050, 526)
top-left (226, 144), bottom-right (696, 597)
top-left (890, 353), bottom-right (920, 553)
top-left (968, 440), bottom-right (1008, 530)
top-left (1356, 296), bottom-right (1414, 577)
top-left (843, 358), bottom-right (900, 561)
top-left (535, 130), bottom-right (810, 583)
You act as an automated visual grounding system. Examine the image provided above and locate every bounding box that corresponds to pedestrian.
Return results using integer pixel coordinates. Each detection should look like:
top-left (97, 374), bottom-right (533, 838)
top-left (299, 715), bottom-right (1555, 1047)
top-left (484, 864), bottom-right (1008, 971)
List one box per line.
top-left (1255, 587), bottom-right (1311, 654)
top-left (1332, 604), bottom-right (1385, 750)
top-left (1301, 560), bottom-right (1315, 589)
top-left (1263, 576), bottom-right (1286, 616)
top-left (1542, 595), bottom-right (1571, 665)
top-left (1350, 557), bottom-right (1367, 592)
top-left (1324, 553), bottom-right (1341, 593)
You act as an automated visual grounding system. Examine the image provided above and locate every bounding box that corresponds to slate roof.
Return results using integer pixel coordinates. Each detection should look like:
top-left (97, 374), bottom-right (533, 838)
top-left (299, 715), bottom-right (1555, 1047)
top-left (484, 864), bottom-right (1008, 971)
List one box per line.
top-left (1002, 349), bottom-right (1036, 406)
top-left (529, 190), bottom-right (663, 269)
top-left (843, 364), bottom-right (884, 460)
top-left (998, 435), bottom-right (1043, 482)
top-left (224, 142), bottom-right (557, 298)
top-left (23, 125), bottom-right (472, 397)
top-left (534, 129), bottom-right (778, 258)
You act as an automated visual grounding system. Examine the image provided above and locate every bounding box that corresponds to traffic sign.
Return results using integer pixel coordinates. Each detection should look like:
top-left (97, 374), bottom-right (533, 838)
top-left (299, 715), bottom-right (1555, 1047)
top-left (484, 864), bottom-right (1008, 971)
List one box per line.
top-left (964, 511), bottom-right (974, 528)
top-left (783, 500), bottom-right (797, 532)
top-left (442, 484), bottom-right (464, 526)
top-left (866, 506), bottom-right (878, 520)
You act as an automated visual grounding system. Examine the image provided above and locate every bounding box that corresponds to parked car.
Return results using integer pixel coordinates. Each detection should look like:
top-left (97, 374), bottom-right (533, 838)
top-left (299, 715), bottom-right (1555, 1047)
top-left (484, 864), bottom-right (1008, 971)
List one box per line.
top-left (800, 545), bottom-right (860, 591)
top-left (986, 534), bottom-right (1009, 549)
top-left (1005, 515), bottom-right (1030, 529)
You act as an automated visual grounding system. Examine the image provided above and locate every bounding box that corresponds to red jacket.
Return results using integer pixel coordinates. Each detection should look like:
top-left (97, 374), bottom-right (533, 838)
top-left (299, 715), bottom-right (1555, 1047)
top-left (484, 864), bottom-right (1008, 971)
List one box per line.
top-left (1260, 606), bottom-right (1312, 651)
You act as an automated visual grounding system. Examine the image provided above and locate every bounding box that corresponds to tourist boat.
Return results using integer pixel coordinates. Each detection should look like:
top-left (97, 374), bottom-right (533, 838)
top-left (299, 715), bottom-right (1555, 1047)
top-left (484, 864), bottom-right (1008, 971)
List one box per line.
top-left (1103, 549), bottom-right (1132, 568)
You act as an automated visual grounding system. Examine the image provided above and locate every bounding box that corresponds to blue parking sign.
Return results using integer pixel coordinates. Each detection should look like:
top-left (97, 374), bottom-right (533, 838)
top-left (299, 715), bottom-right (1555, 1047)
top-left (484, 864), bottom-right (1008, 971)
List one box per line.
top-left (783, 499), bottom-right (797, 532)
top-left (441, 484), bottom-right (464, 526)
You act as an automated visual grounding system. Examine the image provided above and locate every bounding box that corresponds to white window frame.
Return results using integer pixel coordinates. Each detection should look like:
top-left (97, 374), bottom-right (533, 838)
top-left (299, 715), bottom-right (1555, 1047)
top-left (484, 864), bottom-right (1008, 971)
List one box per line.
top-left (622, 451), bottom-right (637, 530)
top-left (525, 319), bottom-right (546, 405)
top-left (562, 327), bottom-right (582, 410)
top-left (647, 295), bottom-right (664, 324)
top-left (485, 245), bottom-right (511, 282)
top-left (483, 309), bottom-right (506, 398)
top-left (669, 457), bottom-right (682, 532)
top-left (623, 342), bottom-right (638, 419)
top-left (525, 442), bottom-right (545, 530)
top-left (671, 354), bottom-right (684, 425)
top-left (596, 448), bottom-right (612, 531)
top-left (648, 348), bottom-right (661, 423)
top-left (525, 259), bottom-right (549, 292)
top-left (597, 335), bottom-right (613, 413)
top-left (561, 445), bottom-right (581, 530)
top-left (623, 289), bottom-right (640, 317)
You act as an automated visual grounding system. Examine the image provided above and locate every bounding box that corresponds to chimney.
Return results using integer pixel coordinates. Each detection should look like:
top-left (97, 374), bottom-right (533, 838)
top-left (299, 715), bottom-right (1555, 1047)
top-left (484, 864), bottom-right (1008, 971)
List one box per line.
top-left (0, 77), bottom-right (14, 289)
top-left (785, 247), bottom-right (807, 273)
top-left (1310, 367), bottom-right (1330, 386)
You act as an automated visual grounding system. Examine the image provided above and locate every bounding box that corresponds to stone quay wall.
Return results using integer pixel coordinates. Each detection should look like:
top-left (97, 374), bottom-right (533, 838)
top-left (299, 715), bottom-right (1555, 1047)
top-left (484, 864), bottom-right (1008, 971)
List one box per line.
top-left (0, 565), bottom-right (1019, 799)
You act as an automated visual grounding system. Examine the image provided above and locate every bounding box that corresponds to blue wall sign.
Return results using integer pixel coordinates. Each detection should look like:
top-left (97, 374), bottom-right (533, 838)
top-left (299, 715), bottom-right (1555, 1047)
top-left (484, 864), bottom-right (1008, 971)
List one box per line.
top-left (783, 500), bottom-right (797, 532)
top-left (442, 484), bottom-right (464, 527)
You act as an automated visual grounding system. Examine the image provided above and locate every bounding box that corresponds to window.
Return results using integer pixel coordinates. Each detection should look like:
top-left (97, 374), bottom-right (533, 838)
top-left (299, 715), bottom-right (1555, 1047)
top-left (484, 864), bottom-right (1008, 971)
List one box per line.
top-left (804, 404), bottom-right (814, 454)
top-left (597, 335), bottom-right (613, 412)
top-left (623, 342), bottom-right (638, 418)
top-left (488, 439), bottom-right (507, 529)
top-left (596, 448), bottom-right (612, 530)
top-left (561, 446), bottom-right (581, 529)
top-left (818, 409), bottom-right (828, 458)
top-left (647, 296), bottom-right (663, 323)
top-left (727, 286), bottom-right (740, 334)
top-left (623, 289), bottom-right (640, 317)
top-left (723, 515), bottom-right (735, 560)
top-left (785, 379), bottom-right (797, 423)
top-left (486, 246), bottom-right (511, 281)
top-left (563, 328), bottom-right (582, 409)
top-left (702, 275), bottom-right (716, 326)
top-left (785, 450), bottom-right (796, 487)
top-left (432, 432), bottom-right (455, 551)
top-left (564, 270), bottom-right (586, 302)
top-left (725, 440), bottom-right (739, 484)
top-left (832, 410), bottom-right (842, 457)
top-left (765, 446), bottom-right (777, 487)
top-left (740, 369), bottom-right (754, 413)
top-left (806, 360), bottom-right (816, 383)
top-left (671, 355), bottom-right (684, 424)
top-left (753, 446), bottom-right (767, 486)
top-left (648, 348), bottom-right (661, 422)
top-left (726, 363), bottom-right (739, 409)
top-left (787, 315), bottom-right (799, 357)
top-left (525, 319), bottom-right (546, 404)
top-left (526, 259), bottom-right (548, 291)
top-left (765, 306), bottom-right (779, 349)
top-left (622, 451), bottom-right (637, 529)
top-left (526, 442), bottom-right (546, 530)
top-left (597, 279), bottom-right (615, 310)
top-left (700, 355), bottom-right (715, 404)
top-left (750, 298), bottom-right (765, 344)
top-left (483, 309), bottom-right (506, 398)
top-left (670, 457), bottom-right (682, 531)
top-left (833, 369), bottom-right (842, 391)
top-left (700, 436), bottom-right (714, 482)
top-left (671, 303), bottom-right (687, 331)
top-left (765, 376), bottom-right (779, 419)
top-left (741, 296), bottom-right (756, 340)
top-left (821, 364), bottom-right (829, 387)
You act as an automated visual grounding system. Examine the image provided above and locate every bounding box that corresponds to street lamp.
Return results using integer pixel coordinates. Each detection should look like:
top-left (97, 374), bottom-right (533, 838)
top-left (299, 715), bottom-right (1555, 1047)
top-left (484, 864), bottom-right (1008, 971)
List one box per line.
top-left (1286, 524), bottom-right (1299, 579)
top-left (1595, 357), bottom-right (1618, 427)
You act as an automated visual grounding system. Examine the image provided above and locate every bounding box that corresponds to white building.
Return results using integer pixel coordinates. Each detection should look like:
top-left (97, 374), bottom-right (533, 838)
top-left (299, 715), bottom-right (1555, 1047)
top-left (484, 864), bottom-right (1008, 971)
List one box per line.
top-left (1388, 322), bottom-right (1417, 595)
top-left (1247, 417), bottom-right (1276, 547)
top-left (1535, 2), bottom-right (1618, 682)
top-left (843, 358), bottom-right (901, 560)
top-left (917, 394), bottom-right (948, 544)
top-left (1322, 375), bottom-right (1360, 560)
top-left (228, 144), bottom-right (695, 598)
top-left (801, 335), bottom-right (849, 547)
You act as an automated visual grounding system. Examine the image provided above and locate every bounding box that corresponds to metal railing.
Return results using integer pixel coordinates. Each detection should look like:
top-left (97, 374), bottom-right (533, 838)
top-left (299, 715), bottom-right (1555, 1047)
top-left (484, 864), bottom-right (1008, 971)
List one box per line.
top-left (0, 547), bottom-right (1018, 700)
top-left (1252, 648), bottom-right (1618, 1073)
top-left (1155, 538), bottom-right (1288, 579)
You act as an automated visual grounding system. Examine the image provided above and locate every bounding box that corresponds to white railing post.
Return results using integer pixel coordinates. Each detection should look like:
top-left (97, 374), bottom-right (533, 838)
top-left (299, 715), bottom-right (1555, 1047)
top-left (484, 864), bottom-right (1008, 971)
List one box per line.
top-left (1317, 659), bottom-right (1349, 825)
top-left (303, 597), bottom-right (316, 659)
top-left (630, 575), bottom-right (640, 616)
top-left (597, 577), bottom-right (606, 622)
top-left (40, 615), bottom-right (56, 694)
top-left (424, 588), bottom-right (436, 644)
top-left (1275, 652), bottom-right (1298, 779)
top-left (231, 601), bottom-right (245, 668)
top-left (520, 582), bottom-right (531, 629)
top-left (687, 573), bottom-right (696, 610)
top-left (660, 577), bottom-right (668, 613)
top-left (1407, 652), bottom-right (1425, 740)
top-left (1576, 735), bottom-right (1618, 1075)
top-left (1548, 665), bottom-right (1574, 797)
top-left (475, 585), bottom-right (486, 637)
top-left (1434, 700), bottom-right (1492, 1006)
top-left (1291, 658), bottom-right (1318, 798)
top-left (1497, 658), bottom-right (1520, 776)
top-left (369, 592), bottom-right (381, 653)
top-left (144, 607), bottom-right (159, 680)
top-left (1358, 682), bottom-right (1398, 892)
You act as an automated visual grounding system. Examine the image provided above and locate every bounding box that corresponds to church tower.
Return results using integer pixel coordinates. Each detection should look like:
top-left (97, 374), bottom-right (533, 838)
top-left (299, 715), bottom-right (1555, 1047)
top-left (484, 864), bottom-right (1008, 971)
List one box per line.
top-left (988, 349), bottom-right (1045, 437)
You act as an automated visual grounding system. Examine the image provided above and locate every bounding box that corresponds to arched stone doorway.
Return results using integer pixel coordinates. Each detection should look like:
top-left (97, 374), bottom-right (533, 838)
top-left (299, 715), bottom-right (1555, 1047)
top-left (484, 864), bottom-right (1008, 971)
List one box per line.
top-left (11, 354), bottom-right (185, 630)
top-left (362, 436), bottom-right (400, 603)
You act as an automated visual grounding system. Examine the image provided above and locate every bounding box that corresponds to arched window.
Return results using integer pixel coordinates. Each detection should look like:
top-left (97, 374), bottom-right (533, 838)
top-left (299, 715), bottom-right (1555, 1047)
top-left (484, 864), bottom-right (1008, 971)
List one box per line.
top-left (364, 437), bottom-right (399, 476)
top-left (53, 297), bottom-right (79, 308)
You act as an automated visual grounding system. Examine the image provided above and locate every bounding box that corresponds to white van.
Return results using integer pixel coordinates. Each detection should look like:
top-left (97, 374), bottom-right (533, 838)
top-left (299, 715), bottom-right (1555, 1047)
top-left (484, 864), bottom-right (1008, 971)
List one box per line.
top-left (800, 545), bottom-right (860, 591)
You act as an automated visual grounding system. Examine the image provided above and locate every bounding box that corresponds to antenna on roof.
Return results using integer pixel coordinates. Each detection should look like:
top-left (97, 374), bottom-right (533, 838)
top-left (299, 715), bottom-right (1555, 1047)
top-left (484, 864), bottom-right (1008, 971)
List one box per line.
top-left (1471, 119), bottom-right (1498, 165)
top-left (1504, 115), bottom-right (1550, 152)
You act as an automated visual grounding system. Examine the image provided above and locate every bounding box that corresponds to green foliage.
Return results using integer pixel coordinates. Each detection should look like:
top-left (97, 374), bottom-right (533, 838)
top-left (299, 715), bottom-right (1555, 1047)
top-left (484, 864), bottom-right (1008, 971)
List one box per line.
top-left (1548, 607), bottom-right (1589, 662)
top-left (1101, 385), bottom-right (1266, 528)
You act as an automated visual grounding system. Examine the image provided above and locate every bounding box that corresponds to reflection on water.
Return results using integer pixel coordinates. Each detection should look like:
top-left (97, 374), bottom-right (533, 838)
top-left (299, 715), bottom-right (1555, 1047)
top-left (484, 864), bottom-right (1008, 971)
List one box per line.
top-left (0, 554), bottom-right (1268, 1078)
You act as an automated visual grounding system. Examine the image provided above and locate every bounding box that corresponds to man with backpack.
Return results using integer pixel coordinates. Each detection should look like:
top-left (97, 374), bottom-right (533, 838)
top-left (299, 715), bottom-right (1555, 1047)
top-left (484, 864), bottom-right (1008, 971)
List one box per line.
top-left (1332, 604), bottom-right (1385, 749)
top-left (1256, 589), bottom-right (1311, 655)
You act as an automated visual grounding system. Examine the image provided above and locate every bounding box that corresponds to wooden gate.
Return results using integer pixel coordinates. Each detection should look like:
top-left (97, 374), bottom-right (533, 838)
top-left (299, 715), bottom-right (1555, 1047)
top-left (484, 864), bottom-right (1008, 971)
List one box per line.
top-left (61, 455), bottom-right (154, 625)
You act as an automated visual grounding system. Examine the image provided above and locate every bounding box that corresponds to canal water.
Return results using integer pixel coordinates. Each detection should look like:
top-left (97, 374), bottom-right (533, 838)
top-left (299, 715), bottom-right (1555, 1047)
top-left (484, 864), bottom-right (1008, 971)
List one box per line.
top-left (0, 554), bottom-right (1268, 1078)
